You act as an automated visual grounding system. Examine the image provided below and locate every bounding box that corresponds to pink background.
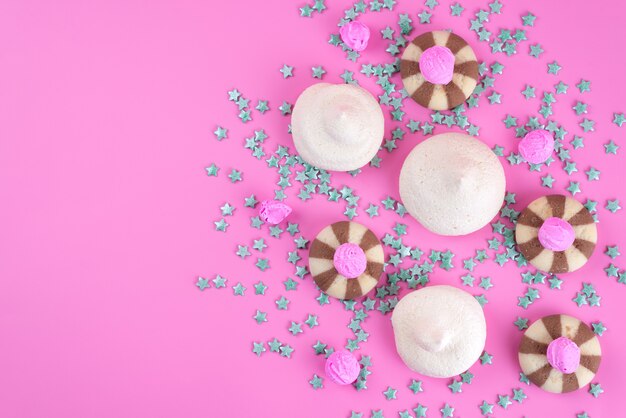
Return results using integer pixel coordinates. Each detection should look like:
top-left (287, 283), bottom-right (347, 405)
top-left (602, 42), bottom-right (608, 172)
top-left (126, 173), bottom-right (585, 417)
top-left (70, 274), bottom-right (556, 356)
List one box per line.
top-left (1, 0), bottom-right (625, 417)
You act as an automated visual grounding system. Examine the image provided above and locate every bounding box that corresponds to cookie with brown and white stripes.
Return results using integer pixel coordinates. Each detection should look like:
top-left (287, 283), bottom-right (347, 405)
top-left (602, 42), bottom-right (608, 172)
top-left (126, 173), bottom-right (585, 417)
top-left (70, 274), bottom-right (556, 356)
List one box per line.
top-left (519, 314), bottom-right (601, 393)
top-left (400, 31), bottom-right (478, 110)
top-left (516, 195), bottom-right (597, 273)
top-left (308, 221), bottom-right (384, 300)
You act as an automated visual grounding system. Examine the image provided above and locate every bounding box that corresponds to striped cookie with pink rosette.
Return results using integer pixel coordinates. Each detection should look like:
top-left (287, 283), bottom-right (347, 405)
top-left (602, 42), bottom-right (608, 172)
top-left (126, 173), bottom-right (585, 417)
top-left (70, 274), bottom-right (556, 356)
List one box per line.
top-left (515, 194), bottom-right (597, 273)
top-left (519, 314), bottom-right (601, 393)
top-left (400, 30), bottom-right (479, 110)
top-left (308, 221), bottom-right (384, 300)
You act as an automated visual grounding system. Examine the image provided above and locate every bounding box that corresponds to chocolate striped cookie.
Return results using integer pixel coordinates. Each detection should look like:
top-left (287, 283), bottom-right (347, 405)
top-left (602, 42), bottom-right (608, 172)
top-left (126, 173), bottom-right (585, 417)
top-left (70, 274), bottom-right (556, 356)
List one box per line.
top-left (400, 31), bottom-right (478, 110)
top-left (309, 221), bottom-right (384, 300)
top-left (516, 195), bottom-right (597, 273)
top-left (519, 314), bottom-right (601, 393)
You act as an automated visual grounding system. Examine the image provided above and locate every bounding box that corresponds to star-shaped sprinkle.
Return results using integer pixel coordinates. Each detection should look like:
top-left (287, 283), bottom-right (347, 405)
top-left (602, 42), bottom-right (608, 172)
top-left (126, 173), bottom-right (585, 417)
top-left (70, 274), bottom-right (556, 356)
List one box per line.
top-left (253, 310), bottom-right (267, 324)
top-left (547, 61), bottom-right (562, 75)
top-left (514, 317), bottom-right (529, 330)
top-left (279, 344), bottom-right (294, 358)
top-left (309, 374), bottom-right (323, 389)
top-left (448, 379), bottom-right (463, 393)
top-left (606, 199), bottom-right (621, 213)
top-left (589, 383), bottom-right (604, 398)
top-left (228, 169), bottom-right (243, 183)
top-left (480, 351), bottom-right (493, 365)
top-left (522, 12), bottom-right (536, 26)
top-left (196, 277), bottom-right (210, 290)
top-left (408, 379), bottom-right (424, 394)
top-left (605, 246), bottom-right (620, 259)
top-left (512, 388), bottom-right (527, 403)
top-left (440, 403), bottom-right (454, 417)
top-left (255, 258), bottom-right (270, 271)
top-left (275, 296), bottom-right (290, 310)
top-left (417, 10), bottom-right (432, 23)
top-left (383, 386), bottom-right (397, 400)
top-left (605, 139), bottom-right (619, 154)
top-left (212, 275), bottom-right (227, 288)
top-left (213, 126), bottom-right (228, 140)
top-left (252, 342), bottom-right (266, 357)
top-left (479, 401), bottom-right (494, 415)
top-left (214, 218), bottom-right (229, 232)
top-left (614, 112), bottom-right (625, 127)
top-left (205, 163), bottom-right (219, 177)
top-left (279, 64), bottom-right (294, 78)
top-left (414, 404), bottom-right (428, 417)
top-left (592, 322), bottom-right (607, 336)
top-left (497, 394), bottom-right (512, 409)
top-left (577, 79), bottom-right (591, 93)
top-left (450, 2), bottom-right (464, 16)
top-left (232, 282), bottom-right (246, 296)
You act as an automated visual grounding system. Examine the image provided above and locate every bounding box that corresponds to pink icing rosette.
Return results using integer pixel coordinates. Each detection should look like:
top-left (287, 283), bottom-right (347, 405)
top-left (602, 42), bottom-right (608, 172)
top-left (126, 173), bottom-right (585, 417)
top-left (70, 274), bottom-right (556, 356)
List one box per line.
top-left (258, 200), bottom-right (292, 225)
top-left (339, 21), bottom-right (370, 52)
top-left (325, 350), bottom-right (361, 385)
top-left (538, 217), bottom-right (575, 252)
top-left (418, 45), bottom-right (455, 85)
top-left (519, 129), bottom-right (555, 164)
top-left (547, 336), bottom-right (580, 374)
top-left (333, 243), bottom-right (367, 278)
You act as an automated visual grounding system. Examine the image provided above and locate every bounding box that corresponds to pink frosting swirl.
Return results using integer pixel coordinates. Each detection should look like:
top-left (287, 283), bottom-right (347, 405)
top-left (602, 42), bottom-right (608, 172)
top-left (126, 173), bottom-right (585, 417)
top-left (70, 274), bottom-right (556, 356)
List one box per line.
top-left (333, 243), bottom-right (366, 278)
top-left (519, 129), bottom-right (555, 164)
top-left (339, 21), bottom-right (370, 52)
top-left (418, 46), bottom-right (455, 85)
top-left (258, 200), bottom-right (292, 225)
top-left (538, 217), bottom-right (575, 252)
top-left (325, 350), bottom-right (361, 385)
top-left (547, 336), bottom-right (580, 374)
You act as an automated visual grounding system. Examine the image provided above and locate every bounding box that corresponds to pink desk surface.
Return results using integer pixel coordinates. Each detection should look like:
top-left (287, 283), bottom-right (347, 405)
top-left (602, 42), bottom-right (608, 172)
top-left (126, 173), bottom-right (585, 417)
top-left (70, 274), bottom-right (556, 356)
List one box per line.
top-left (1, 0), bottom-right (625, 417)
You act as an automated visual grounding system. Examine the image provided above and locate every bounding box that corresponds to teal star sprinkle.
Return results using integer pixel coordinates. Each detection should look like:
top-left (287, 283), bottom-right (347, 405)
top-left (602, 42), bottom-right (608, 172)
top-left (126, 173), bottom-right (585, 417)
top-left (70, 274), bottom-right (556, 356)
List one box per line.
top-left (440, 403), bottom-right (454, 418)
top-left (592, 322), bottom-right (607, 336)
top-left (606, 199), bottom-right (621, 213)
top-left (577, 79), bottom-right (591, 93)
top-left (497, 394), bottom-right (512, 409)
top-left (408, 379), bottom-right (424, 394)
top-left (309, 374), bottom-right (323, 389)
top-left (213, 126), bottom-right (228, 140)
top-left (214, 218), bottom-right (229, 232)
top-left (514, 317), bottom-right (528, 330)
top-left (279, 344), bottom-right (294, 358)
top-left (232, 282), bottom-right (246, 296)
top-left (566, 181), bottom-right (581, 195)
top-left (614, 112), bottom-right (625, 127)
top-left (278, 101), bottom-right (292, 115)
top-left (304, 314), bottom-right (319, 328)
top-left (383, 386), bottom-right (397, 400)
top-left (205, 163), bottom-right (219, 177)
top-left (448, 379), bottom-right (463, 393)
top-left (227, 169), bottom-right (243, 183)
top-left (450, 2), bottom-right (464, 16)
top-left (580, 118), bottom-right (595, 132)
top-left (253, 310), bottom-right (267, 324)
top-left (586, 167), bottom-right (601, 181)
top-left (414, 404), bottom-right (428, 417)
top-left (547, 61), bottom-right (562, 75)
top-left (589, 383), bottom-right (603, 398)
top-left (479, 401), bottom-right (494, 416)
top-left (253, 281), bottom-right (267, 295)
top-left (480, 351), bottom-right (493, 365)
top-left (605, 139), bottom-right (619, 154)
top-left (196, 276), bottom-right (210, 290)
top-left (212, 275), bottom-right (227, 288)
top-left (417, 10), bottom-right (432, 23)
top-left (275, 296), bottom-right (290, 310)
top-left (252, 342), bottom-right (266, 357)
top-left (255, 258), bottom-right (270, 271)
top-left (522, 84), bottom-right (535, 100)
top-left (311, 65), bottom-right (326, 79)
top-left (605, 246), bottom-right (620, 259)
top-left (288, 321), bottom-right (303, 335)
top-left (279, 64), bottom-right (294, 78)
top-left (522, 13), bottom-right (536, 26)
top-left (512, 388), bottom-right (527, 403)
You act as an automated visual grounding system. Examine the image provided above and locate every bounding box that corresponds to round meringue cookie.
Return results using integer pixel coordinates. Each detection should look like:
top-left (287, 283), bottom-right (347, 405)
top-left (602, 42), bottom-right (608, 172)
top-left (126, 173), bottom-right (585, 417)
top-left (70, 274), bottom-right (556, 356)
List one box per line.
top-left (519, 314), bottom-right (601, 393)
top-left (392, 285), bottom-right (487, 378)
top-left (401, 30), bottom-right (479, 110)
top-left (516, 195), bottom-right (597, 273)
top-left (291, 83), bottom-right (384, 172)
top-left (399, 133), bottom-right (506, 236)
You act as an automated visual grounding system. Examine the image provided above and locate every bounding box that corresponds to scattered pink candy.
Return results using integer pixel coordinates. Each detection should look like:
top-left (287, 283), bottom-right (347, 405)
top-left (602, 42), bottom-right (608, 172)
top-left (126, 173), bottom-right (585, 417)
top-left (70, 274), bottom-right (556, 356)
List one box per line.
top-left (325, 350), bottom-right (361, 385)
top-left (518, 129), bottom-right (555, 164)
top-left (258, 200), bottom-right (292, 225)
top-left (339, 21), bottom-right (370, 52)
top-left (419, 45), bottom-right (455, 85)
